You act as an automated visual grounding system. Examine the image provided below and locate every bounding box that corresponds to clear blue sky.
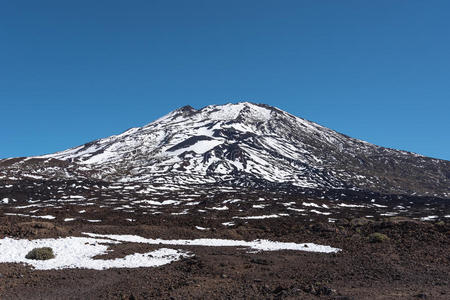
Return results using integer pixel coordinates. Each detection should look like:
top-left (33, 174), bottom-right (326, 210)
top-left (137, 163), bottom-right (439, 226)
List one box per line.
top-left (1, 0), bottom-right (449, 160)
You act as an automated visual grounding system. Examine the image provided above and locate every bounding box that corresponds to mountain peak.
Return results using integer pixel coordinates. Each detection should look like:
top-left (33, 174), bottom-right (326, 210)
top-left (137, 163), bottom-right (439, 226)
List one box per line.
top-left (177, 105), bottom-right (196, 112)
top-left (196, 102), bottom-right (275, 123)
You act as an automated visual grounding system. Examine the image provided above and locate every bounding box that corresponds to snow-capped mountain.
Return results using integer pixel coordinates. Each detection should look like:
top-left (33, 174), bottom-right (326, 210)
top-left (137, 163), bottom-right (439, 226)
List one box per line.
top-left (1, 102), bottom-right (449, 198)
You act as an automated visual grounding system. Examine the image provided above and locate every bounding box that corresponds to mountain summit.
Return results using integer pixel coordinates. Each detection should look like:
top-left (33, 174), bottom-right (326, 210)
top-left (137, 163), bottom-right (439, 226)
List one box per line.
top-left (1, 102), bottom-right (449, 198)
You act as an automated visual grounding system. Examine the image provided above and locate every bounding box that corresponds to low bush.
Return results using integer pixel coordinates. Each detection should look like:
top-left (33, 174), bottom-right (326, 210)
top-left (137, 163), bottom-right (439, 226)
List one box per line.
top-left (368, 232), bottom-right (389, 243)
top-left (25, 247), bottom-right (55, 260)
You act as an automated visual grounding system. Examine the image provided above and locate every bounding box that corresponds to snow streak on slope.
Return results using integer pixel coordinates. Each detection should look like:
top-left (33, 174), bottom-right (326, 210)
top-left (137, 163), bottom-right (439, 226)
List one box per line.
top-left (35, 103), bottom-right (346, 188)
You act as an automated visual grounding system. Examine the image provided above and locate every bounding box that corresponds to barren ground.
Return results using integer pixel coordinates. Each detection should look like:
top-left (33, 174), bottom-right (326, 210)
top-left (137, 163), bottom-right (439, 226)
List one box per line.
top-left (0, 205), bottom-right (449, 299)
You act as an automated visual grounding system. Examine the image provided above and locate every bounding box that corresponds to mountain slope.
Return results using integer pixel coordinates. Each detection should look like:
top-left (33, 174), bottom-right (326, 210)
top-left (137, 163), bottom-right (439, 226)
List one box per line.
top-left (1, 102), bottom-right (449, 198)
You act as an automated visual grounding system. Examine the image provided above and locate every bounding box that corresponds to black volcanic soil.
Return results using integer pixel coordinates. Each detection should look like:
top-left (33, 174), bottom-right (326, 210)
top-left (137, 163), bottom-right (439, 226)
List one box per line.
top-left (0, 212), bottom-right (449, 300)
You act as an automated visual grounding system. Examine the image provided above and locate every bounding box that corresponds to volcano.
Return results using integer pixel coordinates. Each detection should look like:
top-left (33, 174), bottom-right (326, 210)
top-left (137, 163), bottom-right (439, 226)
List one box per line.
top-left (1, 102), bottom-right (448, 198)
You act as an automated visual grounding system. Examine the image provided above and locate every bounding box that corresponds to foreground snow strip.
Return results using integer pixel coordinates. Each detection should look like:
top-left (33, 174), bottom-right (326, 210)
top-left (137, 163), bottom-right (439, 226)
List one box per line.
top-left (0, 234), bottom-right (340, 270)
top-left (83, 233), bottom-right (341, 253)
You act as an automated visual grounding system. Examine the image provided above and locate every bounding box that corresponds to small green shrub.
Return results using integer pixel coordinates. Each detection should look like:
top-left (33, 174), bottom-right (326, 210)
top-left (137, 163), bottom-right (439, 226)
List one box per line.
top-left (25, 247), bottom-right (55, 260)
top-left (368, 232), bottom-right (389, 243)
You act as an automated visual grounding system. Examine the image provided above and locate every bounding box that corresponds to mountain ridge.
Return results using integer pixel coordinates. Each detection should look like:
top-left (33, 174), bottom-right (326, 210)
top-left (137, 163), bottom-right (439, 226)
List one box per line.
top-left (1, 102), bottom-right (449, 198)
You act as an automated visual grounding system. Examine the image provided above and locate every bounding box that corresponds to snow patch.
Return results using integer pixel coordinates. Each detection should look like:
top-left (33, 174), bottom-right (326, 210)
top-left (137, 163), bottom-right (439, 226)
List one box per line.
top-left (420, 215), bottom-right (438, 221)
top-left (233, 214), bottom-right (280, 220)
top-left (0, 236), bottom-right (188, 270)
top-left (84, 233), bottom-right (341, 253)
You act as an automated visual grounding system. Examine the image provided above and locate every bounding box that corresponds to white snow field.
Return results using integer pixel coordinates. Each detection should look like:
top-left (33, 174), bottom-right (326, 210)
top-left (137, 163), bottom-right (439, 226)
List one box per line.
top-left (0, 233), bottom-right (341, 270)
top-left (0, 236), bottom-right (189, 270)
top-left (84, 233), bottom-right (341, 253)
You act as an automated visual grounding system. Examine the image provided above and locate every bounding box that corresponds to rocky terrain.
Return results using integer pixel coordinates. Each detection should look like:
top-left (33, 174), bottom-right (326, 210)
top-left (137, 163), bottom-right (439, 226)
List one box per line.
top-left (0, 102), bottom-right (449, 299)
